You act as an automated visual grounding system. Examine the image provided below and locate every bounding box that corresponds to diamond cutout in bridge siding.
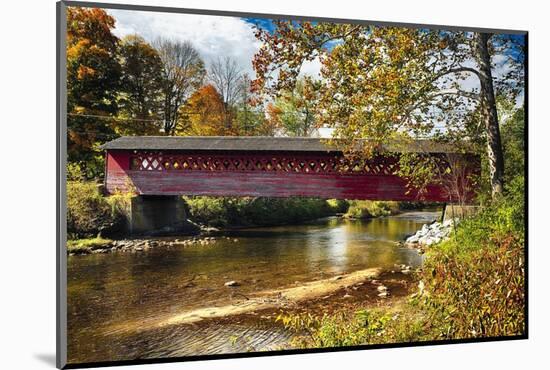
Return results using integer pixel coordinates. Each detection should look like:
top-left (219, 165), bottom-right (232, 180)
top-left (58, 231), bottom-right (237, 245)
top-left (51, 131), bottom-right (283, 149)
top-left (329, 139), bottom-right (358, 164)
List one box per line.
top-left (129, 153), bottom-right (397, 176)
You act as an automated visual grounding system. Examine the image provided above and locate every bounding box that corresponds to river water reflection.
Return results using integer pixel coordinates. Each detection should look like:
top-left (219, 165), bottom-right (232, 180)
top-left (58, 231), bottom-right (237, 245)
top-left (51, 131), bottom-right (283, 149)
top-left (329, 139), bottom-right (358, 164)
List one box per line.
top-left (67, 210), bottom-right (439, 364)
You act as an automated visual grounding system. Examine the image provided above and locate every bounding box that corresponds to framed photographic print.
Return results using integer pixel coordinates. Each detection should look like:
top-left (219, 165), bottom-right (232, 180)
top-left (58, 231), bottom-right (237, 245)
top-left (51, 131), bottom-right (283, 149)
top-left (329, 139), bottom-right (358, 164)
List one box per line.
top-left (56, 1), bottom-right (527, 368)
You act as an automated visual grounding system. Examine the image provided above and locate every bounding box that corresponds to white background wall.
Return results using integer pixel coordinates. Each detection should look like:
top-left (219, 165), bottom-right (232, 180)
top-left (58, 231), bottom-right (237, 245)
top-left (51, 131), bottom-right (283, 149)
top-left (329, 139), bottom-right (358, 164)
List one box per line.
top-left (0, 0), bottom-right (546, 369)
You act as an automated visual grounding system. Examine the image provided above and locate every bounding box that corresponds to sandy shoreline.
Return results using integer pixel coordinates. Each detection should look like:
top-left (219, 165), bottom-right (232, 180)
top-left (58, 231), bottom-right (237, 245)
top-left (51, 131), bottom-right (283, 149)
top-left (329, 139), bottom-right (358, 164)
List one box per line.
top-left (161, 267), bottom-right (382, 326)
top-left (104, 267), bottom-right (383, 334)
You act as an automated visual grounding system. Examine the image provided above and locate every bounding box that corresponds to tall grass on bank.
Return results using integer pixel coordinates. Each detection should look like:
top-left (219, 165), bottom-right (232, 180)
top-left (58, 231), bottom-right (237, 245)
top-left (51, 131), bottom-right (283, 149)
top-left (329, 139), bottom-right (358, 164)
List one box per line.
top-left (67, 181), bottom-right (131, 239)
top-left (277, 177), bottom-right (525, 347)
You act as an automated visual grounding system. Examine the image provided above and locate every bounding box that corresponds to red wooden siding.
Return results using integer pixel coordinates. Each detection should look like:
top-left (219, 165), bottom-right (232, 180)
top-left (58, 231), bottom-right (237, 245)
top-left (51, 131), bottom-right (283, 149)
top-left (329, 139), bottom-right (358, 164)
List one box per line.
top-left (105, 150), bottom-right (479, 202)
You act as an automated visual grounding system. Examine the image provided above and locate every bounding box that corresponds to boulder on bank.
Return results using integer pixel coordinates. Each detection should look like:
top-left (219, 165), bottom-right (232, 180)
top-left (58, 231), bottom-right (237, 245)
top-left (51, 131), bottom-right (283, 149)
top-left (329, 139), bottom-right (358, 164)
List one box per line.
top-left (404, 219), bottom-right (458, 249)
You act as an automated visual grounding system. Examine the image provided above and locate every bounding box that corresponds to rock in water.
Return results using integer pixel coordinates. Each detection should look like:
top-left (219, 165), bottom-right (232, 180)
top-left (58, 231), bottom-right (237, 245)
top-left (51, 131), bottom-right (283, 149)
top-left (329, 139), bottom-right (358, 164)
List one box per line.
top-left (377, 285), bottom-right (388, 292)
top-left (378, 291), bottom-right (390, 298)
top-left (224, 280), bottom-right (240, 287)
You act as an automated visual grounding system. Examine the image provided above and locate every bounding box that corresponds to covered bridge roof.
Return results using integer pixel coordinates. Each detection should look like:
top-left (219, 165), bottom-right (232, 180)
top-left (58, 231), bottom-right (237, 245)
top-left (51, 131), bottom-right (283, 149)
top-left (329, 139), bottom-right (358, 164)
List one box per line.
top-left (101, 136), bottom-right (461, 154)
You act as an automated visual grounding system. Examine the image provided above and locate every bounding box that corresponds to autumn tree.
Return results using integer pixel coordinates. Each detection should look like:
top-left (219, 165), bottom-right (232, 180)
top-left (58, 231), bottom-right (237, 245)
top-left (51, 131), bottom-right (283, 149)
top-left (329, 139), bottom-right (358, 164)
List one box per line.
top-left (252, 22), bottom-right (524, 199)
top-left (177, 84), bottom-right (226, 136)
top-left (208, 63), bottom-right (273, 136)
top-left (116, 34), bottom-right (164, 135)
top-left (156, 39), bottom-right (206, 135)
top-left (66, 7), bottom-right (121, 177)
top-left (264, 103), bottom-right (284, 135)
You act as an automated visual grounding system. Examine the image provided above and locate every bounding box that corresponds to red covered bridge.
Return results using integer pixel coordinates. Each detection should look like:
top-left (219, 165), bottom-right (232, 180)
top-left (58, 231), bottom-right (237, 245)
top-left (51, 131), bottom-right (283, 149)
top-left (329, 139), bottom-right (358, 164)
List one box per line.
top-left (102, 136), bottom-right (479, 202)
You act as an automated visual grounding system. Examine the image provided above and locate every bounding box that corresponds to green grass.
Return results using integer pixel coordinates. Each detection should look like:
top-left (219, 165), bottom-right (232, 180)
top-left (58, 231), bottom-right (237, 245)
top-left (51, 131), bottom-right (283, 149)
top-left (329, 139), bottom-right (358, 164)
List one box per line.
top-left (67, 180), bottom-right (132, 239)
top-left (66, 237), bottom-right (113, 254)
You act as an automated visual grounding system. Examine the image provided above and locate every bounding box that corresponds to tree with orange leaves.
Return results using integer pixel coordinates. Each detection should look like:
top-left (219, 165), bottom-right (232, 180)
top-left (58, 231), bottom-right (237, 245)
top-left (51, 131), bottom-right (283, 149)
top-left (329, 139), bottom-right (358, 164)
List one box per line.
top-left (177, 85), bottom-right (227, 136)
top-left (66, 7), bottom-right (121, 177)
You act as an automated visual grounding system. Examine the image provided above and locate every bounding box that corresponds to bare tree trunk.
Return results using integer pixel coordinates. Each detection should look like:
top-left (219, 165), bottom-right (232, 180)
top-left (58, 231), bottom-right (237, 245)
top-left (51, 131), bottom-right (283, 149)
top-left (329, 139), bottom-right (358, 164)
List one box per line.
top-left (474, 32), bottom-right (505, 198)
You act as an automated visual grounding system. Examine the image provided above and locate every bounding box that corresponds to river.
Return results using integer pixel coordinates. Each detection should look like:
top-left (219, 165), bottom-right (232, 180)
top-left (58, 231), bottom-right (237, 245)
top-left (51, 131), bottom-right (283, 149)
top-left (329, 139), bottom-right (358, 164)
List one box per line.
top-left (67, 210), bottom-right (439, 364)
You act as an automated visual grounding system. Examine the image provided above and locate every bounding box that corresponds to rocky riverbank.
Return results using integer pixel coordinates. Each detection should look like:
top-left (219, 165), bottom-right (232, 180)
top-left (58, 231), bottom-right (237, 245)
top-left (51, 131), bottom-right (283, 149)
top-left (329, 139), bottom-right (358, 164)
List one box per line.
top-left (403, 218), bottom-right (457, 252)
top-left (67, 235), bottom-right (239, 255)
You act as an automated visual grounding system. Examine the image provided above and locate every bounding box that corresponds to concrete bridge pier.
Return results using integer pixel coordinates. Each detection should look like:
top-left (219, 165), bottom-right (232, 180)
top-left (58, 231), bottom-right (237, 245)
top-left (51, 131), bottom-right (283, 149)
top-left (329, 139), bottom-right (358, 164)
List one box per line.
top-left (129, 195), bottom-right (194, 235)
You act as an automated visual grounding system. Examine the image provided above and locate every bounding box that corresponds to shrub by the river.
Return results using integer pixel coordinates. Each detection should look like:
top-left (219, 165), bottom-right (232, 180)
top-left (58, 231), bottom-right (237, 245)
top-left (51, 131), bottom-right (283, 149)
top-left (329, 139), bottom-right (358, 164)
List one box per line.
top-left (67, 181), bottom-right (129, 239)
top-left (278, 178), bottom-right (525, 347)
top-left (420, 175), bottom-right (525, 339)
top-left (326, 199), bottom-right (350, 214)
top-left (184, 196), bottom-right (348, 228)
top-left (277, 303), bottom-right (432, 348)
top-left (344, 200), bottom-right (401, 219)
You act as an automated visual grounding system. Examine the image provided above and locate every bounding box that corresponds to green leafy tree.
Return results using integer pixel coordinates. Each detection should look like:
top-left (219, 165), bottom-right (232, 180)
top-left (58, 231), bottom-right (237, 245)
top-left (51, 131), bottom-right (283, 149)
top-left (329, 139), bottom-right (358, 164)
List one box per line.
top-left (271, 77), bottom-right (320, 136)
top-left (116, 34), bottom-right (164, 135)
top-left (499, 102), bottom-right (525, 183)
top-left (252, 23), bottom-right (524, 199)
top-left (234, 74), bottom-right (274, 135)
top-left (66, 7), bottom-right (121, 178)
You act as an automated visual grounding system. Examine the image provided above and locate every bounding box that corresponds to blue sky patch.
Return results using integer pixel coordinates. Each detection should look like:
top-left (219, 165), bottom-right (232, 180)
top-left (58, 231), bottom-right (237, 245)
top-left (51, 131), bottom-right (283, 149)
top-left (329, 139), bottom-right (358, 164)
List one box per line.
top-left (244, 17), bottom-right (276, 32)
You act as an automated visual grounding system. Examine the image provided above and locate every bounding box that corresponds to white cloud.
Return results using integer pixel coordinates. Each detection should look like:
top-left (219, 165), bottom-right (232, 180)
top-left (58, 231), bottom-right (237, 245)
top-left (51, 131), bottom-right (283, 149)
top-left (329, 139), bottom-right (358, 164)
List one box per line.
top-left (108, 9), bottom-right (262, 78)
top-left (299, 56), bottom-right (323, 79)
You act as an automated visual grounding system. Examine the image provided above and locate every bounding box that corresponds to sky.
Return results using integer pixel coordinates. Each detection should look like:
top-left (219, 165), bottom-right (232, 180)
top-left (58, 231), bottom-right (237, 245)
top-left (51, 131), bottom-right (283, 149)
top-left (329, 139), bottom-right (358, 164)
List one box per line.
top-left (108, 9), bottom-right (322, 80)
